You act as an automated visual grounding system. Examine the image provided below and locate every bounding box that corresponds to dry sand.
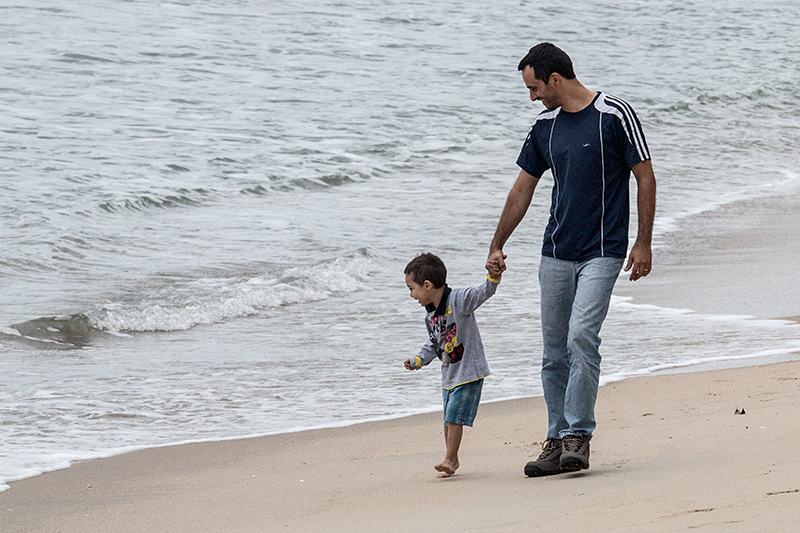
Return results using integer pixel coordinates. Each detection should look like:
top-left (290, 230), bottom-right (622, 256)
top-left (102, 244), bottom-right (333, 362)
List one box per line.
top-left (3, 359), bottom-right (800, 532)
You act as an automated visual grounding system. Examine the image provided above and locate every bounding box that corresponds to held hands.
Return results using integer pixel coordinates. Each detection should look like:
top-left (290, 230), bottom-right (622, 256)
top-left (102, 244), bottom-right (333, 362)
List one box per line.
top-left (485, 249), bottom-right (507, 279)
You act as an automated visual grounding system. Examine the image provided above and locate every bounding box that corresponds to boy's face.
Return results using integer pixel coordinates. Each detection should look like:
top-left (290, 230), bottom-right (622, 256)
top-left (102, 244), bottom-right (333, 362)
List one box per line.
top-left (405, 274), bottom-right (436, 307)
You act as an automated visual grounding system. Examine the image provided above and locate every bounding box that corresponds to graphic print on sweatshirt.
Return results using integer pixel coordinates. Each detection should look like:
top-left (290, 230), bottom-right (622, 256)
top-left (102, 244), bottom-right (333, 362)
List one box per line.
top-left (427, 305), bottom-right (464, 365)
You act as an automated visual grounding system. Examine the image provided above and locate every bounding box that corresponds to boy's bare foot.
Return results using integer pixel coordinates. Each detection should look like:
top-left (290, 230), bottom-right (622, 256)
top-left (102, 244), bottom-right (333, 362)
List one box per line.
top-left (434, 460), bottom-right (459, 478)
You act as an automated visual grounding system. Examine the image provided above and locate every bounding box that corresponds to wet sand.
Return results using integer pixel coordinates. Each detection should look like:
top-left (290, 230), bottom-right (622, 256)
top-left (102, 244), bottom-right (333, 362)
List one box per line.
top-left (2, 360), bottom-right (800, 532)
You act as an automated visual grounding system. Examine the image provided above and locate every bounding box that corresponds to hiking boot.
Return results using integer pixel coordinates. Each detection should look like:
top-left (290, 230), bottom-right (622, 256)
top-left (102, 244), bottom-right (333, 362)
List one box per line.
top-left (560, 434), bottom-right (590, 471)
top-left (524, 438), bottom-right (562, 477)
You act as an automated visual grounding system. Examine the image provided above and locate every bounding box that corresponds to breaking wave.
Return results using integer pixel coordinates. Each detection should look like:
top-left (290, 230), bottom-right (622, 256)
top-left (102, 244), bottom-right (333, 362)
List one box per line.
top-left (5, 250), bottom-right (377, 344)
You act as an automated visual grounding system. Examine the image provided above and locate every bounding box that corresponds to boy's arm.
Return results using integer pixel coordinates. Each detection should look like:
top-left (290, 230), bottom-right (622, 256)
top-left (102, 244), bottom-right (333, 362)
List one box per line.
top-left (453, 275), bottom-right (500, 315)
top-left (404, 339), bottom-right (439, 370)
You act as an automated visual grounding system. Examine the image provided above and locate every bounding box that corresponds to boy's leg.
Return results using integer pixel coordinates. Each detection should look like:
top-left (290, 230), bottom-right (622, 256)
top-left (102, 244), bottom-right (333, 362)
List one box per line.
top-left (438, 379), bottom-right (483, 477)
top-left (436, 423), bottom-right (463, 478)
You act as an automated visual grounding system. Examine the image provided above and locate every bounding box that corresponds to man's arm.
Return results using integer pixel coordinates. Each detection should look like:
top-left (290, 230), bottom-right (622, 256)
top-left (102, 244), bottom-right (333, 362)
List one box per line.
top-left (486, 169), bottom-right (539, 273)
top-left (624, 159), bottom-right (656, 281)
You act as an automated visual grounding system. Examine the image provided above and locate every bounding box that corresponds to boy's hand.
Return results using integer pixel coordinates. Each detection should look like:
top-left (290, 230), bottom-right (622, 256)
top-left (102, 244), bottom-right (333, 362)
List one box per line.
top-left (486, 250), bottom-right (507, 279)
top-left (404, 358), bottom-right (419, 370)
top-left (485, 249), bottom-right (507, 275)
top-left (486, 260), bottom-right (504, 280)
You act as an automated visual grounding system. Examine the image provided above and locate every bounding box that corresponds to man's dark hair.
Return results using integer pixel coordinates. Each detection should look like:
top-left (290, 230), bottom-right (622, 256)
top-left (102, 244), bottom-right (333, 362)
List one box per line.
top-left (404, 253), bottom-right (447, 288)
top-left (517, 42), bottom-right (576, 82)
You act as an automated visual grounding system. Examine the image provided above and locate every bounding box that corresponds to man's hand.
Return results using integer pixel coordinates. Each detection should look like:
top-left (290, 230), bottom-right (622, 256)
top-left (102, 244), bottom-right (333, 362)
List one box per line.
top-left (485, 249), bottom-right (508, 277)
top-left (626, 160), bottom-right (656, 281)
top-left (624, 240), bottom-right (652, 281)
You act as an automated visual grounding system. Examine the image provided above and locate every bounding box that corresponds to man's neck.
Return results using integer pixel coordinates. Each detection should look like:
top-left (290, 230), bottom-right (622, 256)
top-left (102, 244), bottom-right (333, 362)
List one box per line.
top-left (558, 81), bottom-right (597, 113)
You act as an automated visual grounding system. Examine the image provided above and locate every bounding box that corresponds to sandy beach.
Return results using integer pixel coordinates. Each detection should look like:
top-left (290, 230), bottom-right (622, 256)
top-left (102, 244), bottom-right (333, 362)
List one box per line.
top-left (4, 188), bottom-right (800, 532)
top-left (2, 358), bottom-right (800, 532)
top-left (4, 192), bottom-right (800, 533)
top-left (4, 184), bottom-right (800, 533)
top-left (615, 189), bottom-right (800, 320)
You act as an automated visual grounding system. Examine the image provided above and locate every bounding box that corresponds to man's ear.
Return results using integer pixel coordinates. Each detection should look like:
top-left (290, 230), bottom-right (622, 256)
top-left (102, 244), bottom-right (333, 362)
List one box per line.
top-left (549, 72), bottom-right (561, 86)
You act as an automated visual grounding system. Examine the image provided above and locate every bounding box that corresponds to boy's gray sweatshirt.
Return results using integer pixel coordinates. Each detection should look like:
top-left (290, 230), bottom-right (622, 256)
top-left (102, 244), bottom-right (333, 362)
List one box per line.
top-left (412, 275), bottom-right (499, 390)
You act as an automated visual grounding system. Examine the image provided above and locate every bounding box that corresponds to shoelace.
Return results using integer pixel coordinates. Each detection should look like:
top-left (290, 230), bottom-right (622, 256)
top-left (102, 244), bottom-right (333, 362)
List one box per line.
top-left (562, 436), bottom-right (585, 452)
top-left (540, 439), bottom-right (561, 456)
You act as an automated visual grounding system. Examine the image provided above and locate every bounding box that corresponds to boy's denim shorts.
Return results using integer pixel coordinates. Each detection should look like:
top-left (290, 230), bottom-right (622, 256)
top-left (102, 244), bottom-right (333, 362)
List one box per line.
top-left (442, 379), bottom-right (484, 427)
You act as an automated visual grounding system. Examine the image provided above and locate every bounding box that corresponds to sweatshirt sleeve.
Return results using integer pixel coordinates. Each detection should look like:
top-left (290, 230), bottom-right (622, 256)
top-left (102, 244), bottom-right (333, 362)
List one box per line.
top-left (413, 338), bottom-right (440, 368)
top-left (452, 275), bottom-right (500, 315)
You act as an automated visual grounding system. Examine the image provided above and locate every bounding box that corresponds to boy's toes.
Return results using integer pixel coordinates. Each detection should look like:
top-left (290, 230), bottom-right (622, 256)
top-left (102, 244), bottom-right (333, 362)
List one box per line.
top-left (434, 461), bottom-right (457, 477)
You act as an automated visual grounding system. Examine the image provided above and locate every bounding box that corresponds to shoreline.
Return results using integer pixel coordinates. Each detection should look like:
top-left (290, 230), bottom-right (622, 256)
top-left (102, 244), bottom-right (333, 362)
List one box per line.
top-left (5, 161), bottom-right (800, 532)
top-left (615, 188), bottom-right (800, 320)
top-left (3, 333), bottom-right (799, 494)
top-left (3, 358), bottom-right (800, 532)
top-left (2, 311), bottom-right (798, 494)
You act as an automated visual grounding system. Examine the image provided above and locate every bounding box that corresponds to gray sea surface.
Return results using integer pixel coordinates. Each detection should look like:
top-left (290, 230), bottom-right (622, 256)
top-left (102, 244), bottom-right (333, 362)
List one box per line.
top-left (2, 0), bottom-right (800, 488)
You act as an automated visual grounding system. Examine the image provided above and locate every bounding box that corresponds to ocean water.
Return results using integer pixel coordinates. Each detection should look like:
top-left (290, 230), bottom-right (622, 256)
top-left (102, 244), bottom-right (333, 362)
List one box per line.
top-left (2, 0), bottom-right (800, 489)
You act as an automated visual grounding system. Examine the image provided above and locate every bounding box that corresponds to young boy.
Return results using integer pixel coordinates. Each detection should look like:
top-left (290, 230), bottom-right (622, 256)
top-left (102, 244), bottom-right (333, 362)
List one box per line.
top-left (403, 253), bottom-right (501, 478)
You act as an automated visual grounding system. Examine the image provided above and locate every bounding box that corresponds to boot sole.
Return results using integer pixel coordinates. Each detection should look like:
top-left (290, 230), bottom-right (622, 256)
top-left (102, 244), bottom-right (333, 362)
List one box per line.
top-left (524, 463), bottom-right (561, 477)
top-left (559, 457), bottom-right (589, 471)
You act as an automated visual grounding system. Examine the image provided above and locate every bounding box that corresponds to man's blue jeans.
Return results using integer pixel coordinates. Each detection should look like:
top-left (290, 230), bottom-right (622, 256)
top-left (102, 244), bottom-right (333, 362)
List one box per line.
top-left (538, 255), bottom-right (624, 440)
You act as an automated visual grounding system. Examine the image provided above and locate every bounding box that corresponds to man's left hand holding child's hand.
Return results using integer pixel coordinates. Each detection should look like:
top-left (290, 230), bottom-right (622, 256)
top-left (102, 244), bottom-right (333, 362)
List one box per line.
top-left (486, 262), bottom-right (503, 280)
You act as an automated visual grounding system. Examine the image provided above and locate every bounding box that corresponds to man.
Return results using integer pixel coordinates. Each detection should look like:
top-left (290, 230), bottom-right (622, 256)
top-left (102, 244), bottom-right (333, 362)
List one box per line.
top-left (486, 42), bottom-right (656, 476)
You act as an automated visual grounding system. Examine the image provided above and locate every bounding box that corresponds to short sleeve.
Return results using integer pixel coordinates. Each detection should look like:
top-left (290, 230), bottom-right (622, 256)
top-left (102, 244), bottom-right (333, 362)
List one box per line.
top-left (617, 105), bottom-right (650, 169)
top-left (516, 128), bottom-right (550, 179)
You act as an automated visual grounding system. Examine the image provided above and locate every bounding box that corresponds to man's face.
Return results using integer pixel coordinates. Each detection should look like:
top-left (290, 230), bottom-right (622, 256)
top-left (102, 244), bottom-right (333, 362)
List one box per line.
top-left (522, 66), bottom-right (559, 109)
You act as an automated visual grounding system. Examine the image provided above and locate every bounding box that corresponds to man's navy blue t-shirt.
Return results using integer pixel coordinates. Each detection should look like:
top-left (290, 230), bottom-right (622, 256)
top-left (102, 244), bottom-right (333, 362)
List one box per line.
top-left (517, 92), bottom-right (650, 261)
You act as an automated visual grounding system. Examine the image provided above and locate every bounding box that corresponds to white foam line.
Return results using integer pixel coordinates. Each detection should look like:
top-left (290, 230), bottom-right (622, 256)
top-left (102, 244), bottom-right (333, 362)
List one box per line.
top-left (600, 343), bottom-right (800, 387)
top-left (610, 295), bottom-right (800, 329)
top-left (92, 252), bottom-right (378, 333)
top-left (654, 169), bottom-right (800, 236)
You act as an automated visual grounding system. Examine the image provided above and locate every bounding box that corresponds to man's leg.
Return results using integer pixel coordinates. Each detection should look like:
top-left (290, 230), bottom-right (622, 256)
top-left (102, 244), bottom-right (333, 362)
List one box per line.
top-left (561, 257), bottom-right (624, 438)
top-left (538, 256), bottom-right (577, 440)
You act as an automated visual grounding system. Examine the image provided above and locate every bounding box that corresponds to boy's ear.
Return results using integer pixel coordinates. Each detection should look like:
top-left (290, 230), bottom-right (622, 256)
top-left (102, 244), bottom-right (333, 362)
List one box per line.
top-left (422, 280), bottom-right (434, 291)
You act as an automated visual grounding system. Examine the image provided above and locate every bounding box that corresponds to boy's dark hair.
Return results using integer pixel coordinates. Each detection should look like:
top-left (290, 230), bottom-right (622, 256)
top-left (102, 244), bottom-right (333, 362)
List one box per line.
top-left (404, 253), bottom-right (447, 288)
top-left (517, 42), bottom-right (576, 82)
